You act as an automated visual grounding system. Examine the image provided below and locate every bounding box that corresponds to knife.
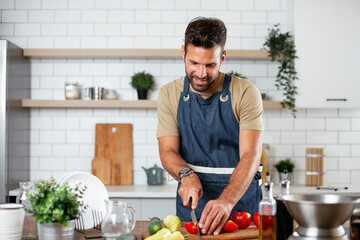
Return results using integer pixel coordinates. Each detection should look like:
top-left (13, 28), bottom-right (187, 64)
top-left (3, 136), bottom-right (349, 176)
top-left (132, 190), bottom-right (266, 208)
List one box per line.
top-left (189, 197), bottom-right (201, 237)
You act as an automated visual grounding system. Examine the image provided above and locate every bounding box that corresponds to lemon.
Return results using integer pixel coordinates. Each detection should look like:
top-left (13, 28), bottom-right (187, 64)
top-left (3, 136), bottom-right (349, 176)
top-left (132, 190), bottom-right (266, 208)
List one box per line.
top-left (144, 228), bottom-right (171, 240)
top-left (163, 215), bottom-right (181, 233)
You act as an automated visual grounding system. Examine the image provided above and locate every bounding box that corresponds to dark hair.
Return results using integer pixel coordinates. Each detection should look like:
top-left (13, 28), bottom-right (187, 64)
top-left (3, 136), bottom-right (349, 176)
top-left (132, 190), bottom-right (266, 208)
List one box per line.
top-left (184, 17), bottom-right (227, 54)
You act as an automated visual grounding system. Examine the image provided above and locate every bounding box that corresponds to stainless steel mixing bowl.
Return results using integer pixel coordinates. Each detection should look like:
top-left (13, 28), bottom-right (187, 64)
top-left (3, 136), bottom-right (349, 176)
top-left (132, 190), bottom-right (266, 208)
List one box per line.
top-left (283, 194), bottom-right (360, 238)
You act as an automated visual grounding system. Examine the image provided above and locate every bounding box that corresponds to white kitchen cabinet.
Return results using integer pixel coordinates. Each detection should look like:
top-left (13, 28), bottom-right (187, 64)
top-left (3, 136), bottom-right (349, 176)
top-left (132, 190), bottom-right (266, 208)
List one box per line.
top-left (112, 198), bottom-right (176, 220)
top-left (294, 0), bottom-right (360, 108)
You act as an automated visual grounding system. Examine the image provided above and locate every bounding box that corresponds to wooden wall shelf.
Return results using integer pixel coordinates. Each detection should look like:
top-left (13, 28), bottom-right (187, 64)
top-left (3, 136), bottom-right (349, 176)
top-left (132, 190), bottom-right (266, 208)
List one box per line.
top-left (21, 99), bottom-right (282, 109)
top-left (21, 99), bottom-right (157, 108)
top-left (23, 49), bottom-right (270, 60)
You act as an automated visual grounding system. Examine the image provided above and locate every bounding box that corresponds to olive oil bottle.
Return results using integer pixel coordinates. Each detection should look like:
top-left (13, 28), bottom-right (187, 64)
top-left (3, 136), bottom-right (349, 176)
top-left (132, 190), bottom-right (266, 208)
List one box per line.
top-left (259, 172), bottom-right (276, 240)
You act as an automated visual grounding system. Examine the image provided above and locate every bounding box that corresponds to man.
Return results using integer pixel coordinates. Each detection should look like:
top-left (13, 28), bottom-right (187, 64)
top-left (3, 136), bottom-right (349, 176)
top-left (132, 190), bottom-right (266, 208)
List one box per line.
top-left (156, 17), bottom-right (263, 235)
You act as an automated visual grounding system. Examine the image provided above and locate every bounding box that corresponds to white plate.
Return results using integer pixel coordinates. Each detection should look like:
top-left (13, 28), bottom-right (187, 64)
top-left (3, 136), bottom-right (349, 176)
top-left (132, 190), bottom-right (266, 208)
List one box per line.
top-left (59, 171), bottom-right (109, 229)
top-left (57, 171), bottom-right (83, 185)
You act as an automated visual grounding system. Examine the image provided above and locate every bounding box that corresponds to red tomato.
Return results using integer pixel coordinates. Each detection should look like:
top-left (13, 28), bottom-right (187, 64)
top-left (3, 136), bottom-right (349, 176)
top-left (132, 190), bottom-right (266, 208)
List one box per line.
top-left (253, 212), bottom-right (259, 228)
top-left (222, 220), bottom-right (238, 233)
top-left (183, 222), bottom-right (198, 234)
top-left (231, 212), bottom-right (252, 229)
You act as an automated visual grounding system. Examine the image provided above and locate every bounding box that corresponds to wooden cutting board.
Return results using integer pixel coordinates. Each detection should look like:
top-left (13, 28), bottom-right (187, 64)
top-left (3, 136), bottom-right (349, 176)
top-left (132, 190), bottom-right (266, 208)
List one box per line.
top-left (92, 123), bottom-right (133, 185)
top-left (138, 221), bottom-right (258, 239)
top-left (91, 144), bottom-right (112, 185)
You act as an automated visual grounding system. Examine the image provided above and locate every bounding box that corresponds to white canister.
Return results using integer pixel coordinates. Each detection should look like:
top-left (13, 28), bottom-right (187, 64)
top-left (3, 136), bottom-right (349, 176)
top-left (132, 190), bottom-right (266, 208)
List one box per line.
top-left (0, 203), bottom-right (25, 240)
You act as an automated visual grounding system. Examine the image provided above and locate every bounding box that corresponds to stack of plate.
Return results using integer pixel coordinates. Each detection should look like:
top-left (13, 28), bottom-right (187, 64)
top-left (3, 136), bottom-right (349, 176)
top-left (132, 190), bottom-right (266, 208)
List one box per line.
top-left (57, 171), bottom-right (109, 229)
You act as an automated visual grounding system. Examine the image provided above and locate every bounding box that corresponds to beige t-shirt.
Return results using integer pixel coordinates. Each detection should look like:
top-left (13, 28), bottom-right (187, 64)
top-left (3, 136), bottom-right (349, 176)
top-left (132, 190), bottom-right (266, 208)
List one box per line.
top-left (156, 72), bottom-right (263, 138)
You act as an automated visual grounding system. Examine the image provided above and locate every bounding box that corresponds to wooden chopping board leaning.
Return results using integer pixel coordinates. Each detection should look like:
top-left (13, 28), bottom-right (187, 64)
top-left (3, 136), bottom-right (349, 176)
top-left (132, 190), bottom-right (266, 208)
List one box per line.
top-left (91, 123), bottom-right (133, 185)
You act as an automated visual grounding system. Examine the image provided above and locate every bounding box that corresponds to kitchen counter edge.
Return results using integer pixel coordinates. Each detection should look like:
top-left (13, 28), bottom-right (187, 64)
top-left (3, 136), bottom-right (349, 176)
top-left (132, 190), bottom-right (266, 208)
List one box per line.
top-left (9, 184), bottom-right (360, 199)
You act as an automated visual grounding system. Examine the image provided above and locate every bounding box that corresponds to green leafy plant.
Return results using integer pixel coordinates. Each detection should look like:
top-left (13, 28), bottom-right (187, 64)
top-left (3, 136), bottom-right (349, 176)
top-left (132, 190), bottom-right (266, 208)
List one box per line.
top-left (227, 71), bottom-right (247, 79)
top-left (130, 71), bottom-right (155, 90)
top-left (274, 158), bottom-right (295, 173)
top-left (263, 24), bottom-right (298, 117)
top-left (27, 178), bottom-right (87, 227)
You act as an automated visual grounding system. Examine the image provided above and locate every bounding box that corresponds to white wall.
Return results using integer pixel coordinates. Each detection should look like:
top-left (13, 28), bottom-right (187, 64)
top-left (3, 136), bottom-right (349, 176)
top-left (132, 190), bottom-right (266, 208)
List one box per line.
top-left (1, 0), bottom-right (360, 185)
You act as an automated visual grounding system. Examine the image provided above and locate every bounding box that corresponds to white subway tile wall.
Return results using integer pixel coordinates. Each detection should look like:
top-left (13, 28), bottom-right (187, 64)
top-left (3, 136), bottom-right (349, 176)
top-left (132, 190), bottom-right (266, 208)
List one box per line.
top-left (1, 0), bottom-right (360, 185)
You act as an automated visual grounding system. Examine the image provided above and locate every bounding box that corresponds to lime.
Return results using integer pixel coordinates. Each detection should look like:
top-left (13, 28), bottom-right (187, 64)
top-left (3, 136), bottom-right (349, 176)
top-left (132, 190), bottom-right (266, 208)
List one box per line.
top-left (163, 215), bottom-right (181, 233)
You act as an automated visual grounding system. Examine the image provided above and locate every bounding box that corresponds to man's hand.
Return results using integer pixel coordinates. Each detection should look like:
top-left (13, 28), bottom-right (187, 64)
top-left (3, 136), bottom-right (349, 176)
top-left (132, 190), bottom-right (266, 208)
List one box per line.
top-left (178, 173), bottom-right (203, 209)
top-left (198, 198), bottom-right (233, 235)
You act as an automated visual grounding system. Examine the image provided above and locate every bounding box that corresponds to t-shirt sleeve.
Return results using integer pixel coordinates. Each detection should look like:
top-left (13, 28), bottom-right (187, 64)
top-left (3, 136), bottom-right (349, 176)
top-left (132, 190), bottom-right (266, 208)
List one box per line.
top-left (156, 86), bottom-right (180, 138)
top-left (239, 84), bottom-right (264, 131)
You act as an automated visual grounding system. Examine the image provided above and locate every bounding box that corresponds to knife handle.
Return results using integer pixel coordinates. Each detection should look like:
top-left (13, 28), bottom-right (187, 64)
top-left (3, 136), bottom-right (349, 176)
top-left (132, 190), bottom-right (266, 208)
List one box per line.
top-left (189, 196), bottom-right (192, 209)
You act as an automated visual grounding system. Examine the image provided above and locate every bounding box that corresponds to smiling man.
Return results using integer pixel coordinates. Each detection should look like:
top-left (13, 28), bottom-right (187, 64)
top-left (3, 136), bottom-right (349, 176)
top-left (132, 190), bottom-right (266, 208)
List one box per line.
top-left (156, 17), bottom-right (264, 235)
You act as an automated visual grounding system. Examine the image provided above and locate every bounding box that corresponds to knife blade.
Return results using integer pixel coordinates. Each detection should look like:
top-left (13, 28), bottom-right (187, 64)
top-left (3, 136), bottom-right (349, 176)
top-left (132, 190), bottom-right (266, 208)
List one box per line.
top-left (189, 197), bottom-right (201, 237)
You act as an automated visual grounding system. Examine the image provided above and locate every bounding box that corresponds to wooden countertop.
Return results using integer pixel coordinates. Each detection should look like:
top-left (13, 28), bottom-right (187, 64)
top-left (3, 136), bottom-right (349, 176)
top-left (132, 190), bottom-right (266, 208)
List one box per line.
top-left (71, 220), bottom-right (258, 239)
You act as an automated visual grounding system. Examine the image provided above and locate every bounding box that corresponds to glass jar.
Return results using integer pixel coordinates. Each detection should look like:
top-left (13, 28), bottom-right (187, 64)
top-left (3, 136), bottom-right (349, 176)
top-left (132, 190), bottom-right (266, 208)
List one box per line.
top-left (101, 200), bottom-right (136, 240)
top-left (65, 83), bottom-right (80, 99)
top-left (16, 182), bottom-right (37, 239)
top-left (105, 89), bottom-right (118, 100)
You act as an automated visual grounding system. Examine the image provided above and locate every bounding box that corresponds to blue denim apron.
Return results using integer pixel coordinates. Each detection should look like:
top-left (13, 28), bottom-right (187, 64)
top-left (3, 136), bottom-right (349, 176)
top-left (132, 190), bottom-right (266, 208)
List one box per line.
top-left (176, 74), bottom-right (262, 221)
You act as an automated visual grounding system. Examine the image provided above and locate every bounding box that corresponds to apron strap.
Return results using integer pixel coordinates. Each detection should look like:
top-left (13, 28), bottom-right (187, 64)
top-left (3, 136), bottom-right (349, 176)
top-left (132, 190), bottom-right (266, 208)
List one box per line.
top-left (188, 163), bottom-right (263, 186)
top-left (220, 74), bottom-right (231, 102)
top-left (221, 74), bottom-right (231, 96)
top-left (182, 76), bottom-right (190, 102)
top-left (188, 163), bottom-right (263, 174)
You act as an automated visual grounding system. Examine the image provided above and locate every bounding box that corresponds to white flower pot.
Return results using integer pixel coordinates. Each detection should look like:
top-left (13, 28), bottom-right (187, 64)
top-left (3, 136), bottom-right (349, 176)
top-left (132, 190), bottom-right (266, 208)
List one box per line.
top-left (37, 220), bottom-right (75, 240)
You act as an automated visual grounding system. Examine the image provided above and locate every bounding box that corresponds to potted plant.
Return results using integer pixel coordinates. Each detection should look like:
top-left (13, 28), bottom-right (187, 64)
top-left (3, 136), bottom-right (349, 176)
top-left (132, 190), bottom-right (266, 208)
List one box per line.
top-left (27, 178), bottom-right (87, 240)
top-left (130, 71), bottom-right (155, 100)
top-left (263, 24), bottom-right (299, 117)
top-left (274, 158), bottom-right (295, 182)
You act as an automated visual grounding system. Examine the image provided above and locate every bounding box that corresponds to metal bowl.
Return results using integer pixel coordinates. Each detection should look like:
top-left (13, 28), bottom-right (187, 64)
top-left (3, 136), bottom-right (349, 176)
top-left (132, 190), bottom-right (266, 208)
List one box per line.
top-left (283, 194), bottom-right (360, 237)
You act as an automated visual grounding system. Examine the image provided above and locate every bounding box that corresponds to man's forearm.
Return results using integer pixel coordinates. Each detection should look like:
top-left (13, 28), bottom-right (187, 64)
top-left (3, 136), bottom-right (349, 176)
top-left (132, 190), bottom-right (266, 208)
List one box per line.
top-left (160, 150), bottom-right (189, 181)
top-left (158, 136), bottom-right (189, 181)
top-left (219, 152), bottom-right (260, 206)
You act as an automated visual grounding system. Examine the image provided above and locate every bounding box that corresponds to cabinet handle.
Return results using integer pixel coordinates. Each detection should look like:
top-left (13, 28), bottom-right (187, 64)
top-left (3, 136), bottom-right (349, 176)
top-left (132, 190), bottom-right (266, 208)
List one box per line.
top-left (326, 98), bottom-right (347, 101)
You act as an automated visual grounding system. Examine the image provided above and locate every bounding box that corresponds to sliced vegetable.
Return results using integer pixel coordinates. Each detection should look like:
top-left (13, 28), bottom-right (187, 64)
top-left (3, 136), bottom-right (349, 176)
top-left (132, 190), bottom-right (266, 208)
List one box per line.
top-left (253, 212), bottom-right (259, 228)
top-left (222, 220), bottom-right (238, 233)
top-left (148, 219), bottom-right (163, 234)
top-left (183, 222), bottom-right (198, 234)
top-left (144, 228), bottom-right (171, 240)
top-left (231, 212), bottom-right (252, 229)
top-left (118, 233), bottom-right (137, 240)
top-left (164, 231), bottom-right (185, 240)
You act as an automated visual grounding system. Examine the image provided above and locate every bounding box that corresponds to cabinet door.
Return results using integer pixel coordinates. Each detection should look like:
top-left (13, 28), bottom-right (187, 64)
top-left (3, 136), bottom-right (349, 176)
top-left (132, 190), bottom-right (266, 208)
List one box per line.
top-left (140, 199), bottom-right (176, 220)
top-left (295, 0), bottom-right (360, 108)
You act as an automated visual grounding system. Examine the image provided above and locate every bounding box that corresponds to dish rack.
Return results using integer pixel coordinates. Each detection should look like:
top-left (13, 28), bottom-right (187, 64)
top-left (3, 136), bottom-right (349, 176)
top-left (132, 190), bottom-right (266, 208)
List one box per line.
top-left (75, 209), bottom-right (103, 239)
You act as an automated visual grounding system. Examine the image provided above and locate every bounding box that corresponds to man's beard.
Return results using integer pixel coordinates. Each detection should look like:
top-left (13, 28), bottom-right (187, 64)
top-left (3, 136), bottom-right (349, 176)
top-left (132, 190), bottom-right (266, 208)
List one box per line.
top-left (187, 72), bottom-right (219, 92)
